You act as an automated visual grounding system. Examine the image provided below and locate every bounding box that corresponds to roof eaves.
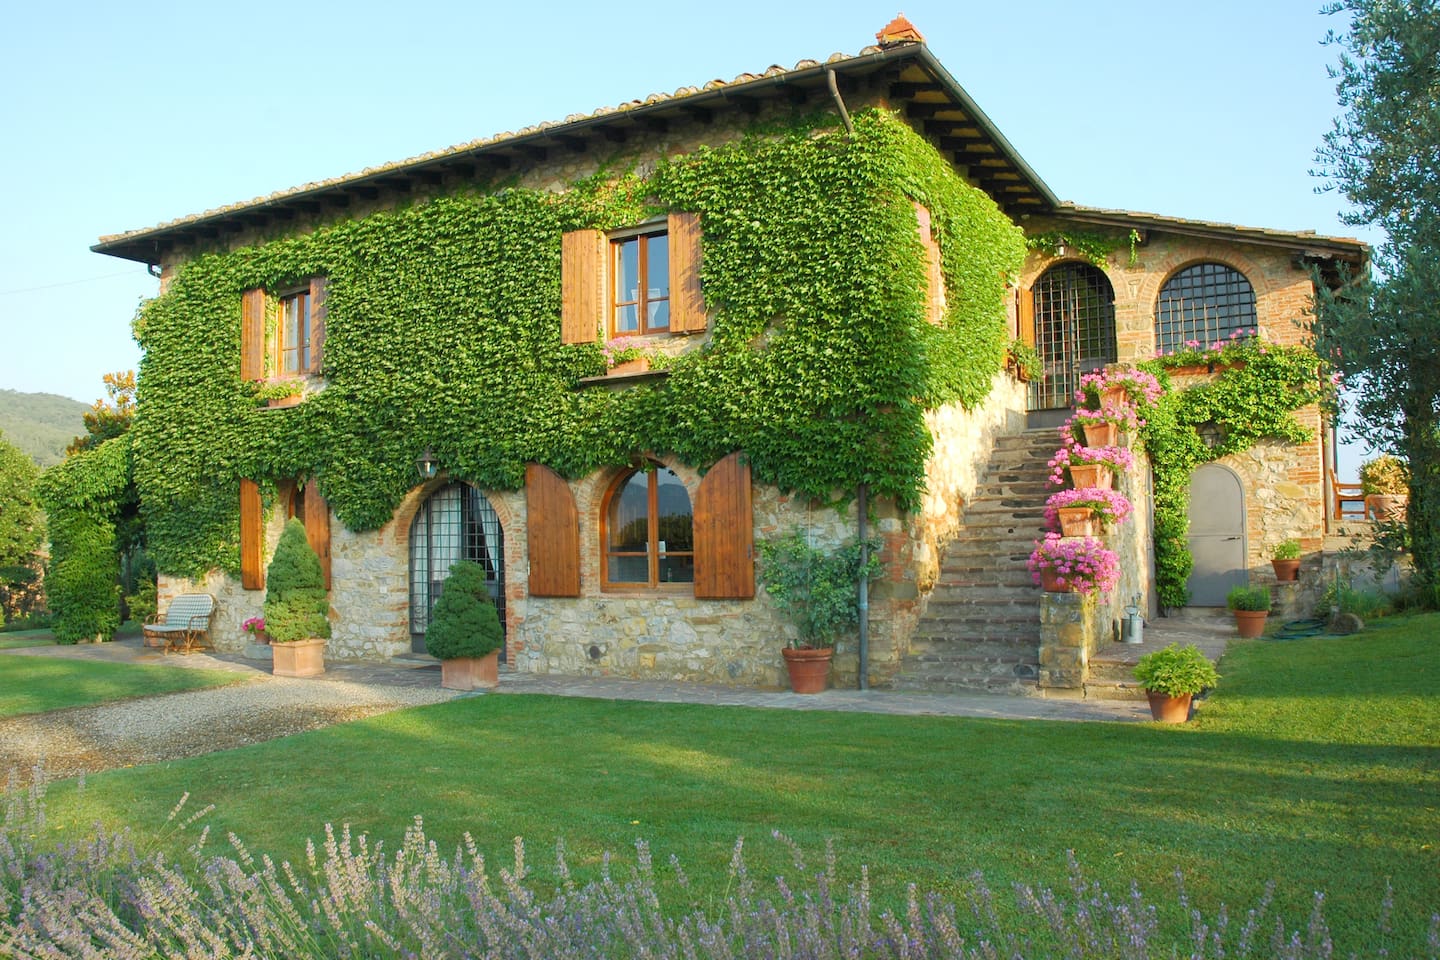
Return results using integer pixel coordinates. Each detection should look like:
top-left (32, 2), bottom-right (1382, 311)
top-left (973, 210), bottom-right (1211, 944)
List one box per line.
top-left (1053, 202), bottom-right (1370, 261)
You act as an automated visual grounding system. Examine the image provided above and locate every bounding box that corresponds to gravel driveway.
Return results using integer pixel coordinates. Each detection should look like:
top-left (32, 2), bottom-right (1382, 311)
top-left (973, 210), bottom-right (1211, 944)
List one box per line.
top-left (1, 645), bottom-right (455, 784)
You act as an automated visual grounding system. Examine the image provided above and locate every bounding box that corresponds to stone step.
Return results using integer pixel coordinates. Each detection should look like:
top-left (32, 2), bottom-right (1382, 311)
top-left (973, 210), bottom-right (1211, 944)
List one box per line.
top-left (907, 635), bottom-right (1040, 659)
top-left (891, 666), bottom-right (1041, 695)
top-left (913, 620), bottom-right (1042, 644)
top-left (1083, 677), bottom-right (1149, 701)
top-left (930, 582), bottom-right (1041, 603)
top-left (1086, 657), bottom-right (1142, 685)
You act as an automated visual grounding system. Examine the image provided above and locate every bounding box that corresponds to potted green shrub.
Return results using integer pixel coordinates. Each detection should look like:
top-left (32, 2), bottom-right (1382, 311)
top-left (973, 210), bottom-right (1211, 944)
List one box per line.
top-left (757, 530), bottom-right (881, 694)
top-left (425, 560), bottom-right (504, 690)
top-left (264, 518), bottom-right (331, 677)
top-left (1225, 584), bottom-right (1272, 639)
top-left (1132, 642), bottom-right (1219, 723)
top-left (1360, 455), bottom-right (1409, 521)
top-left (1007, 339), bottom-right (1043, 383)
top-left (1270, 539), bottom-right (1302, 582)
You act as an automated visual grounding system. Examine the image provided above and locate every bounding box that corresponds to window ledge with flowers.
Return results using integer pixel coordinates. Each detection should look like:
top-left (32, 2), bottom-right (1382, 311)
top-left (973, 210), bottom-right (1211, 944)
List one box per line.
top-left (577, 337), bottom-right (673, 389)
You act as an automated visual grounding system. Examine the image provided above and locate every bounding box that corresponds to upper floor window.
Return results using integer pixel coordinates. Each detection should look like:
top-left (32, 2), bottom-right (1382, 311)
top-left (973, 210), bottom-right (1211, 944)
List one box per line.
top-left (1155, 262), bottom-right (1256, 354)
top-left (601, 465), bottom-right (694, 590)
top-left (560, 212), bottom-right (705, 346)
top-left (241, 278), bottom-right (327, 382)
top-left (612, 230), bottom-right (670, 336)
top-left (278, 288), bottom-right (312, 376)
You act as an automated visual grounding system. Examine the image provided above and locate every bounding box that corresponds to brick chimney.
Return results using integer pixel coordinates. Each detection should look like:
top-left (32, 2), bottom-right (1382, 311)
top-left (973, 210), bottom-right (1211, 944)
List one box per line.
top-left (876, 14), bottom-right (925, 46)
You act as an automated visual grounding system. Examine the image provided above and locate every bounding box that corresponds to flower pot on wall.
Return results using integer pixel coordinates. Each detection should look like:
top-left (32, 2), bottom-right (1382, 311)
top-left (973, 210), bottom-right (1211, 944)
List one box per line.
top-left (1271, 559), bottom-right (1301, 582)
top-left (1232, 610), bottom-right (1269, 639)
top-left (441, 651), bottom-right (500, 690)
top-left (1057, 507), bottom-right (1100, 538)
top-left (607, 357), bottom-right (650, 377)
top-left (272, 638), bottom-right (326, 677)
top-left (1039, 567), bottom-right (1074, 593)
top-left (781, 646), bottom-right (833, 694)
top-left (1068, 464), bottom-right (1114, 489)
top-left (1145, 690), bottom-right (1193, 723)
top-left (1100, 385), bottom-right (1127, 408)
top-left (1081, 421), bottom-right (1119, 448)
top-left (267, 394), bottom-right (304, 409)
top-left (1365, 494), bottom-right (1407, 522)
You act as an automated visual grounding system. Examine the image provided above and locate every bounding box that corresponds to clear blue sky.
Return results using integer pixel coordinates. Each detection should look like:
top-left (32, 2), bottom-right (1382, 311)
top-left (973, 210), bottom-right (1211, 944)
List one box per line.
top-left (0, 2), bottom-right (1380, 464)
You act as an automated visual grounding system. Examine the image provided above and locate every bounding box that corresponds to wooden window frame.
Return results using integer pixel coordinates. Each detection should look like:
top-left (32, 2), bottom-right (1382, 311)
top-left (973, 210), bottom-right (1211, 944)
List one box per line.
top-left (276, 287), bottom-right (312, 377)
top-left (609, 225), bottom-right (670, 339)
top-left (599, 464), bottom-right (694, 593)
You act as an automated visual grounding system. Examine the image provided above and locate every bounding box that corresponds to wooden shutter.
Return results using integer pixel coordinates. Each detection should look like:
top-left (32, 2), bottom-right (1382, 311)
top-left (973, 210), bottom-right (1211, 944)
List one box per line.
top-left (668, 211), bottom-right (706, 334)
top-left (914, 204), bottom-right (945, 327)
top-left (303, 481), bottom-right (332, 590)
top-left (240, 478), bottom-right (264, 590)
top-left (308, 277), bottom-right (328, 374)
top-left (1018, 285), bottom-right (1036, 347)
top-left (693, 452), bottom-right (754, 599)
top-left (526, 463), bottom-right (580, 597)
top-left (241, 288), bottom-right (265, 380)
top-left (560, 229), bottom-right (604, 344)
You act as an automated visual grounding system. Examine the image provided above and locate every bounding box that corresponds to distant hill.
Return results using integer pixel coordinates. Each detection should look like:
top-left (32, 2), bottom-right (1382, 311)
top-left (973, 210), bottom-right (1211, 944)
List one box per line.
top-left (0, 390), bottom-right (89, 467)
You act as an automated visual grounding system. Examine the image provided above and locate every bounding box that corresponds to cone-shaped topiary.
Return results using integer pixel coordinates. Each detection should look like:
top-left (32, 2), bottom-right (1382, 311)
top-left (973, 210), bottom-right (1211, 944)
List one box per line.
top-left (424, 560), bottom-right (503, 660)
top-left (263, 518), bottom-right (331, 643)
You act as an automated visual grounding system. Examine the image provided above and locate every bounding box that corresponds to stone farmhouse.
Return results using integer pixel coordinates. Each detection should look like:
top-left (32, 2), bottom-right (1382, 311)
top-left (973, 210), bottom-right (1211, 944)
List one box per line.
top-left (94, 18), bottom-right (1367, 694)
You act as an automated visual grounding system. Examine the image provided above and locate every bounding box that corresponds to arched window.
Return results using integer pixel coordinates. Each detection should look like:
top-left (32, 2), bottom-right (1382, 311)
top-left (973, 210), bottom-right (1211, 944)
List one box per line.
top-left (409, 483), bottom-right (505, 654)
top-left (1155, 262), bottom-right (1257, 354)
top-left (602, 465), bottom-right (694, 589)
top-left (1030, 262), bottom-right (1116, 410)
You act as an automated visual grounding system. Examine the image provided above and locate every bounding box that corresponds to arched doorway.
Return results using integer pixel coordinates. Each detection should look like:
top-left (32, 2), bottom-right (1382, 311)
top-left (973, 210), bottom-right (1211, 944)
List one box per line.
top-left (1029, 262), bottom-right (1117, 411)
top-left (1186, 464), bottom-right (1247, 606)
top-left (409, 483), bottom-right (506, 656)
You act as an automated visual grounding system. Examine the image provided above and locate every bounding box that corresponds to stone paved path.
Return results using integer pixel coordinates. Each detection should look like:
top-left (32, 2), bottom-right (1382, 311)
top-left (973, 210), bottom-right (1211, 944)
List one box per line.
top-left (1, 619), bottom-right (1231, 782)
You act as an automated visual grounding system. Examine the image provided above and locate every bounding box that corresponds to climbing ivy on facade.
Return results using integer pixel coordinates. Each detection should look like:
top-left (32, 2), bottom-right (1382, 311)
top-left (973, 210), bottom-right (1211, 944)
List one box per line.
top-left (76, 110), bottom-right (1025, 581)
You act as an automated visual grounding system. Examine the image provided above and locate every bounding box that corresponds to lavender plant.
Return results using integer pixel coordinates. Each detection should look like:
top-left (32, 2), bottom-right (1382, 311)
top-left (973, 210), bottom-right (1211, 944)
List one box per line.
top-left (2, 773), bottom-right (1436, 959)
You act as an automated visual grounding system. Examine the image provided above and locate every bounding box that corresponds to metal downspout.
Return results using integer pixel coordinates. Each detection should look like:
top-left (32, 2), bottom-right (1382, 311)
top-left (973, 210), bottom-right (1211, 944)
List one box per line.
top-left (825, 67), bottom-right (855, 138)
top-left (857, 484), bottom-right (869, 690)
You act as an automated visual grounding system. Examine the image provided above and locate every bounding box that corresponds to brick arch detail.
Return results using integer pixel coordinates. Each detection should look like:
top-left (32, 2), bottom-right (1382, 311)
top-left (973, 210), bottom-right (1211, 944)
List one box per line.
top-left (1138, 251), bottom-right (1279, 340)
top-left (1018, 253), bottom-right (1120, 291)
top-left (387, 475), bottom-right (523, 637)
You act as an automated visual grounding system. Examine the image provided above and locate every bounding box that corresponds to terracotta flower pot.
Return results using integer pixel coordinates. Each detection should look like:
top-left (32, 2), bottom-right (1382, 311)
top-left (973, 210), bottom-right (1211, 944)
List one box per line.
top-left (1068, 463), bottom-right (1114, 489)
top-left (1145, 690), bottom-right (1193, 723)
top-left (1100, 385), bottom-right (1127, 408)
top-left (441, 651), bottom-right (500, 690)
top-left (267, 394), bottom-right (303, 409)
top-left (1365, 494), bottom-right (1407, 522)
top-left (608, 357), bottom-right (650, 377)
top-left (1271, 558), bottom-right (1300, 582)
top-left (1232, 610), bottom-right (1269, 639)
top-left (1081, 421), bottom-right (1119, 448)
top-left (1057, 506), bottom-right (1100, 538)
top-left (1039, 567), bottom-right (1074, 593)
top-left (781, 646), bottom-right (833, 694)
top-left (272, 638), bottom-right (326, 677)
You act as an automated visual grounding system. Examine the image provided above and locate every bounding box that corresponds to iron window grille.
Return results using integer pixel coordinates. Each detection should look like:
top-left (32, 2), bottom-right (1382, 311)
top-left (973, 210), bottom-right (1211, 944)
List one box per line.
top-left (1028, 263), bottom-right (1117, 410)
top-left (1155, 262), bottom-right (1257, 355)
top-left (409, 483), bottom-right (506, 657)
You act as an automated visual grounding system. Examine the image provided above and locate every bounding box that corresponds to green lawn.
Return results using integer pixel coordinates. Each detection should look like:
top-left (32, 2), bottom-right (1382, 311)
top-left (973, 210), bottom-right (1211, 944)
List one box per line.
top-left (38, 616), bottom-right (1440, 953)
top-left (0, 656), bottom-right (245, 717)
top-left (0, 630), bottom-right (52, 649)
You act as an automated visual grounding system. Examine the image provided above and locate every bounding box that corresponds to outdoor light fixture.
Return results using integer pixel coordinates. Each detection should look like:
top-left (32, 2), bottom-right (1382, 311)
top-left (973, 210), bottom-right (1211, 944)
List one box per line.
top-left (1196, 421), bottom-right (1224, 450)
top-left (416, 447), bottom-right (438, 480)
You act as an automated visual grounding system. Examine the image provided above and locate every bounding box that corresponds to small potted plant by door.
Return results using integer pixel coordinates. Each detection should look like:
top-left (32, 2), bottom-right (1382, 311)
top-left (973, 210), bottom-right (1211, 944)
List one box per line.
top-left (241, 615), bottom-right (272, 661)
top-left (425, 560), bottom-right (504, 690)
top-left (1226, 584), bottom-right (1272, 639)
top-left (1360, 454), bottom-right (1409, 522)
top-left (1132, 642), bottom-right (1219, 723)
top-left (758, 530), bottom-right (881, 694)
top-left (1270, 540), bottom-right (1302, 582)
top-left (1007, 339), bottom-right (1043, 384)
top-left (265, 518), bottom-right (331, 677)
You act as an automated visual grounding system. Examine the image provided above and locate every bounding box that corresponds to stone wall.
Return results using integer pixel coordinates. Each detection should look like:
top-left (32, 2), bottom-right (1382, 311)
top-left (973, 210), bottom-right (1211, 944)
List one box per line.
top-left (845, 370), bottom-right (1029, 686)
top-left (161, 372), bottom-right (1029, 687)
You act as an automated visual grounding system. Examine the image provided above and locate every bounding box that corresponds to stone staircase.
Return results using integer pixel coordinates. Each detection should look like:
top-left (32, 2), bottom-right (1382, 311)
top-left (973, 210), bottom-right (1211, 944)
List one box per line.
top-left (892, 429), bottom-right (1056, 694)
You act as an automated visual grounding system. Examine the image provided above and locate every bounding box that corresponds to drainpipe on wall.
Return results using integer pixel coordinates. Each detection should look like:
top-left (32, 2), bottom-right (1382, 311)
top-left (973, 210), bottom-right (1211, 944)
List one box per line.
top-left (857, 483), bottom-right (870, 690)
top-left (825, 67), bottom-right (855, 139)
